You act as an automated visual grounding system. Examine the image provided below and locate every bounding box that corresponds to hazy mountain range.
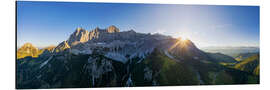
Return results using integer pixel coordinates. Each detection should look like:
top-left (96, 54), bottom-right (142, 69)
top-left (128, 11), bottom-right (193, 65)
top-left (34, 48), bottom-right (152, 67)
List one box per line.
top-left (201, 46), bottom-right (259, 57)
top-left (16, 25), bottom-right (259, 89)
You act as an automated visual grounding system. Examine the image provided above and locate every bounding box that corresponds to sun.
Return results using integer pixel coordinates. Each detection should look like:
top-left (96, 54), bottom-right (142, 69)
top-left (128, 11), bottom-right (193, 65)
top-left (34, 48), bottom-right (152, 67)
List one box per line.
top-left (176, 35), bottom-right (189, 41)
top-left (169, 35), bottom-right (190, 51)
top-left (181, 36), bottom-right (188, 41)
top-left (174, 32), bottom-right (190, 41)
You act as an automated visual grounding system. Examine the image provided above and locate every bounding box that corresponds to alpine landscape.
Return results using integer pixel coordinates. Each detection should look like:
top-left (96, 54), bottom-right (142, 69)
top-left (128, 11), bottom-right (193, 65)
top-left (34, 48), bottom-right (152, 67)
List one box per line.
top-left (16, 26), bottom-right (259, 88)
top-left (16, 1), bottom-right (260, 89)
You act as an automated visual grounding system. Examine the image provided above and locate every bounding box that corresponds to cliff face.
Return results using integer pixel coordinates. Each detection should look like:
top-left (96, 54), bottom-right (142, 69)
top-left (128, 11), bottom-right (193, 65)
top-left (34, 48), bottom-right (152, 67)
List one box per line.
top-left (67, 25), bottom-right (120, 46)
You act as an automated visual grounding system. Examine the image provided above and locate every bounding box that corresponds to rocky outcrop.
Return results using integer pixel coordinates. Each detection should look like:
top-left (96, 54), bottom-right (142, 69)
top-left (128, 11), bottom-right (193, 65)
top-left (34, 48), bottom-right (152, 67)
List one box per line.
top-left (67, 28), bottom-right (90, 46)
top-left (106, 25), bottom-right (120, 33)
top-left (54, 41), bottom-right (70, 53)
top-left (67, 25), bottom-right (120, 46)
top-left (17, 43), bottom-right (42, 59)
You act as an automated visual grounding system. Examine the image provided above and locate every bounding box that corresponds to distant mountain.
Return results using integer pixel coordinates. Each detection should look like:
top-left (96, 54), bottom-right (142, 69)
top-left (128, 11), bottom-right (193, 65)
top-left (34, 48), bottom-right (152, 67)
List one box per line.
top-left (17, 43), bottom-right (43, 59)
top-left (201, 46), bottom-right (259, 57)
top-left (234, 53), bottom-right (258, 61)
top-left (207, 53), bottom-right (238, 63)
top-left (17, 43), bottom-right (56, 59)
top-left (16, 26), bottom-right (259, 89)
top-left (234, 54), bottom-right (259, 75)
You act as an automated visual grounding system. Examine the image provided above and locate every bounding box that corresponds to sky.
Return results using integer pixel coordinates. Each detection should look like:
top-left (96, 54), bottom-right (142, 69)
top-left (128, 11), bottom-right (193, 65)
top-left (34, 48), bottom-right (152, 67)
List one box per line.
top-left (17, 1), bottom-right (259, 48)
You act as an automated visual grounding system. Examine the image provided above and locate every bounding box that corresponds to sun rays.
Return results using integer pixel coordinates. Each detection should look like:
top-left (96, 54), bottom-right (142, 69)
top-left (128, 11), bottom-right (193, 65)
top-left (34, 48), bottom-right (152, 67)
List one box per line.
top-left (169, 37), bottom-right (189, 51)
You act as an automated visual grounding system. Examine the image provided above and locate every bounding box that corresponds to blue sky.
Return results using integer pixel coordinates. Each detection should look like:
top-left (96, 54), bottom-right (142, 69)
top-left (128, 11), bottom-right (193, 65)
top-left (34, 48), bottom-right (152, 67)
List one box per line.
top-left (17, 1), bottom-right (259, 48)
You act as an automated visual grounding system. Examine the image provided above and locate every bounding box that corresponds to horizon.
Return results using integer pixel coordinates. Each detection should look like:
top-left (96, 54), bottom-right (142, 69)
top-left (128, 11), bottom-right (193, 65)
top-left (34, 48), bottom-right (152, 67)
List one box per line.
top-left (17, 1), bottom-right (260, 48)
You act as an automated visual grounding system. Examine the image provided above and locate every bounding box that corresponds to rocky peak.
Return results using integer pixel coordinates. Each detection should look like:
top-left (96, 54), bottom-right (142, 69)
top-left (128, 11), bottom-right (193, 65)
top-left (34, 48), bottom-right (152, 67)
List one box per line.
top-left (75, 27), bottom-right (85, 35)
top-left (93, 27), bottom-right (101, 32)
top-left (54, 41), bottom-right (70, 53)
top-left (167, 38), bottom-right (207, 60)
top-left (21, 43), bottom-right (36, 49)
top-left (17, 43), bottom-right (41, 59)
top-left (106, 25), bottom-right (120, 33)
top-left (67, 27), bottom-right (90, 45)
top-left (129, 29), bottom-right (135, 32)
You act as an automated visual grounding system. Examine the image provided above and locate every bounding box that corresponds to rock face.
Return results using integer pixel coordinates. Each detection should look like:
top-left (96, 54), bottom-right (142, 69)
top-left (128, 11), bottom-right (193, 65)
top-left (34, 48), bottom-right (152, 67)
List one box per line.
top-left (67, 28), bottom-right (90, 45)
top-left (67, 25), bottom-right (120, 46)
top-left (54, 41), bottom-right (70, 53)
top-left (167, 38), bottom-right (208, 60)
top-left (106, 25), bottom-right (120, 33)
top-left (39, 46), bottom-right (56, 58)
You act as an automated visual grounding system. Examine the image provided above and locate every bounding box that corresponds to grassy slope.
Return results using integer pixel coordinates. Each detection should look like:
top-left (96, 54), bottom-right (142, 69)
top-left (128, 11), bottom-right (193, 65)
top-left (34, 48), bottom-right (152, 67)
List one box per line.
top-left (234, 54), bottom-right (259, 75)
top-left (132, 50), bottom-right (199, 86)
top-left (132, 49), bottom-right (260, 86)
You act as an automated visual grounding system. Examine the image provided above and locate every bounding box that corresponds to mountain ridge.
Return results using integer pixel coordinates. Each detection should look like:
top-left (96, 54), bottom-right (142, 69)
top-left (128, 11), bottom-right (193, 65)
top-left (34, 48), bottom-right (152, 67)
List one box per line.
top-left (54, 25), bottom-right (209, 64)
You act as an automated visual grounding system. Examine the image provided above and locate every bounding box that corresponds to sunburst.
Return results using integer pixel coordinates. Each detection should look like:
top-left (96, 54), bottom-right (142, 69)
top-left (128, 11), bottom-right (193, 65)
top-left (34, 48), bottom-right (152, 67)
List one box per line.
top-left (169, 36), bottom-right (189, 51)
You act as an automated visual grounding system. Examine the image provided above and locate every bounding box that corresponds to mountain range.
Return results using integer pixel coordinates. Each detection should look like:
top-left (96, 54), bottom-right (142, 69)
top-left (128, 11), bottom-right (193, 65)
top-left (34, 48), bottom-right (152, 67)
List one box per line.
top-left (16, 25), bottom-right (259, 89)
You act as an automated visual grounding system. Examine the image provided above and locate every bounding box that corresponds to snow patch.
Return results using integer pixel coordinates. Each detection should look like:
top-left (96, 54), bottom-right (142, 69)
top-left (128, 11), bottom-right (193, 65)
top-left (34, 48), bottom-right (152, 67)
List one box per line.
top-left (105, 52), bottom-right (128, 63)
top-left (164, 50), bottom-right (175, 60)
top-left (71, 49), bottom-right (92, 55)
top-left (97, 42), bottom-right (105, 45)
top-left (195, 71), bottom-right (205, 84)
top-left (144, 67), bottom-right (153, 81)
top-left (130, 47), bottom-right (154, 59)
top-left (136, 59), bottom-right (144, 64)
top-left (126, 74), bottom-right (133, 86)
top-left (40, 56), bottom-right (53, 68)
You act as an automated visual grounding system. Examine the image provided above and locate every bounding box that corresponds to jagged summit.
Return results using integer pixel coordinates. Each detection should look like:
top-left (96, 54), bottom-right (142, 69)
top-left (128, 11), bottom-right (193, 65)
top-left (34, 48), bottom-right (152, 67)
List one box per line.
top-left (68, 27), bottom-right (90, 45)
top-left (21, 42), bottom-right (35, 48)
top-left (54, 41), bottom-right (70, 52)
top-left (91, 25), bottom-right (120, 33)
top-left (93, 27), bottom-right (101, 31)
top-left (107, 25), bottom-right (120, 33)
top-left (52, 25), bottom-right (207, 63)
top-left (168, 38), bottom-right (207, 60)
top-left (76, 27), bottom-right (83, 32)
top-left (66, 25), bottom-right (123, 46)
